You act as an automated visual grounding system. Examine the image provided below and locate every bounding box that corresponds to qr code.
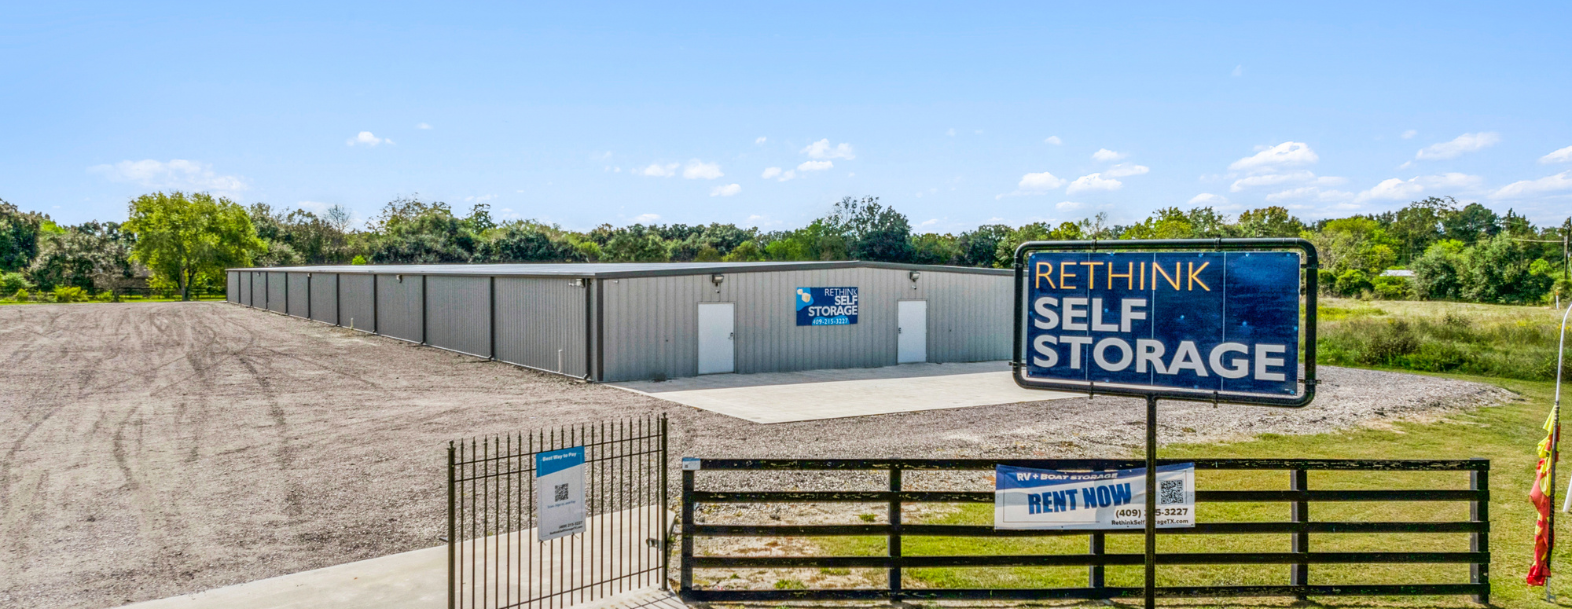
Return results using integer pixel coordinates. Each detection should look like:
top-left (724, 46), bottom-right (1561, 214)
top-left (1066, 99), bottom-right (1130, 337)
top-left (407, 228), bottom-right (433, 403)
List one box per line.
top-left (1159, 479), bottom-right (1185, 505)
top-left (554, 483), bottom-right (569, 502)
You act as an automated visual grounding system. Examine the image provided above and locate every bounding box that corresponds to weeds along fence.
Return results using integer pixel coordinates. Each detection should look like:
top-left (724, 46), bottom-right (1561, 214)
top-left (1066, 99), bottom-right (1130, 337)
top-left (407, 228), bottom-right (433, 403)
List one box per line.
top-left (449, 417), bottom-right (668, 609)
top-left (680, 458), bottom-right (1489, 604)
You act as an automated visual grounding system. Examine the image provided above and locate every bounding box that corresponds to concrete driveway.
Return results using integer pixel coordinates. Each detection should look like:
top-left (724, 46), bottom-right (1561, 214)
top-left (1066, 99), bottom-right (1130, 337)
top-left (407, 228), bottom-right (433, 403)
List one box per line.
top-left (610, 361), bottom-right (1082, 423)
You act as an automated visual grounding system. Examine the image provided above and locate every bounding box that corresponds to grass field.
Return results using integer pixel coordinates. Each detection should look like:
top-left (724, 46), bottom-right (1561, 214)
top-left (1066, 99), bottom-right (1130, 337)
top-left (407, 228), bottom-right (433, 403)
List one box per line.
top-left (811, 300), bottom-right (1572, 607)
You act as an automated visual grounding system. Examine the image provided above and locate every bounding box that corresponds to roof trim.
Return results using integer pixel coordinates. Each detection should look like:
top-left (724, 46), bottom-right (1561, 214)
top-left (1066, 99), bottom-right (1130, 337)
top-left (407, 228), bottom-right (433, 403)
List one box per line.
top-left (226, 260), bottom-right (1012, 278)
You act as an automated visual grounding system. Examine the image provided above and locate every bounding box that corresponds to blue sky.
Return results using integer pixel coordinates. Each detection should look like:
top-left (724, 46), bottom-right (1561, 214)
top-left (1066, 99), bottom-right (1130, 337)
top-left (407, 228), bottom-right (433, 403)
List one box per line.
top-left (4, 2), bottom-right (1571, 232)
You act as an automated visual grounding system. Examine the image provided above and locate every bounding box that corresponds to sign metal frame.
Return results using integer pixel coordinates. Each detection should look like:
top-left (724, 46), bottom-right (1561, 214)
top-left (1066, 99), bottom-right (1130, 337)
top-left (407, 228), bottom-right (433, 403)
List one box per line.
top-left (1011, 237), bottom-right (1319, 609)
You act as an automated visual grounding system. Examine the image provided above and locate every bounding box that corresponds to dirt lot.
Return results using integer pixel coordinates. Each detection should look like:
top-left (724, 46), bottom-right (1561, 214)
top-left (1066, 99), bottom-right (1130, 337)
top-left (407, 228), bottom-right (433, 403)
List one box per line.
top-left (0, 302), bottom-right (1507, 609)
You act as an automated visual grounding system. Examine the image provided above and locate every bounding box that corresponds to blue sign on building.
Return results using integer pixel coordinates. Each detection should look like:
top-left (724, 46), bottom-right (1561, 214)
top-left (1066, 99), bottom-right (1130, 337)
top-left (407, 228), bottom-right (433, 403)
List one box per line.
top-left (796, 287), bottom-right (859, 326)
top-left (1022, 251), bottom-right (1301, 397)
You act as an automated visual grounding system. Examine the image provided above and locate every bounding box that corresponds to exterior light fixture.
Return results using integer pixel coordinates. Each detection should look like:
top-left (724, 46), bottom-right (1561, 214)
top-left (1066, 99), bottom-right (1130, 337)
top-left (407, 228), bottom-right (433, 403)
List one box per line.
top-left (711, 274), bottom-right (725, 293)
top-left (396, 274), bottom-right (403, 282)
top-left (909, 270), bottom-right (920, 289)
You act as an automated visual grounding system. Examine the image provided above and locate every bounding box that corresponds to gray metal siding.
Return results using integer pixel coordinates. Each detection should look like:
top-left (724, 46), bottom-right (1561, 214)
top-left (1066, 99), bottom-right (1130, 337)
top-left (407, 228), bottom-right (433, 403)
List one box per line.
top-left (247, 273), bottom-right (260, 307)
top-left (426, 276), bottom-right (492, 357)
top-left (495, 277), bottom-right (587, 377)
top-left (375, 274), bottom-right (424, 342)
top-left (267, 272), bottom-right (287, 313)
top-left (234, 272), bottom-right (247, 305)
top-left (227, 272), bottom-right (239, 303)
top-left (339, 274), bottom-right (375, 332)
top-left (601, 268), bottom-right (1010, 381)
top-left (286, 273), bottom-right (310, 317)
top-left (310, 273), bottom-right (339, 324)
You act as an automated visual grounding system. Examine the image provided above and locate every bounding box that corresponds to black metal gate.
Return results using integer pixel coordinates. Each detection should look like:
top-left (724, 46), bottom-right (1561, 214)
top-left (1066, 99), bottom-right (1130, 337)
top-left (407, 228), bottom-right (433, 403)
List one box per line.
top-left (680, 457), bottom-right (1489, 604)
top-left (449, 416), bottom-right (668, 609)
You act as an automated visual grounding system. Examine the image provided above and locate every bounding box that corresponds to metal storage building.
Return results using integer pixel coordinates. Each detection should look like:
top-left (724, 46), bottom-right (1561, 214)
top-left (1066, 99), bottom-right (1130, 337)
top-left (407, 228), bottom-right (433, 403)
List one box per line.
top-left (225, 261), bottom-right (1012, 382)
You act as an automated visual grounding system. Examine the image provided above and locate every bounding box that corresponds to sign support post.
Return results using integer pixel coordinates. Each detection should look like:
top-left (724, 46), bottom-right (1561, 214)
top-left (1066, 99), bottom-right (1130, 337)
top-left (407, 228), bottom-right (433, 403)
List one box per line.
top-left (1144, 394), bottom-right (1158, 609)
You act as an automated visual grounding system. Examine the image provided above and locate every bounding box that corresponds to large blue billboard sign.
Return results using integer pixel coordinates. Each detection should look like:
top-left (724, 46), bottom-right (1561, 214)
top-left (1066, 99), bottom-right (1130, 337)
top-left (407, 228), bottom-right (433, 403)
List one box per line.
top-left (796, 287), bottom-right (859, 326)
top-left (1022, 250), bottom-right (1301, 398)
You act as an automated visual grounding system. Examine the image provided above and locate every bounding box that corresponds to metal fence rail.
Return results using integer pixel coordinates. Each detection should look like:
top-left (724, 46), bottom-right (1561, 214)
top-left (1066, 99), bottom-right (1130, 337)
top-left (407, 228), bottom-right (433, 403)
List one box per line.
top-left (449, 416), bottom-right (668, 609)
top-left (680, 458), bottom-right (1489, 604)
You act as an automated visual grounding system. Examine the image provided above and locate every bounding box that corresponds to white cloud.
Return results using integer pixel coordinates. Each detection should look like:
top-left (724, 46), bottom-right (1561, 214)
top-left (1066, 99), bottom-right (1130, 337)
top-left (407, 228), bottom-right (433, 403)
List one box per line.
top-left (1104, 163), bottom-right (1149, 178)
top-left (1265, 187), bottom-right (1353, 202)
top-left (1018, 171), bottom-right (1067, 191)
top-left (761, 167), bottom-right (781, 179)
top-left (1356, 173), bottom-right (1483, 202)
top-left (1229, 142), bottom-right (1318, 171)
top-left (947, 128), bottom-right (956, 136)
top-left (1231, 65), bottom-right (1243, 77)
top-left (1187, 193), bottom-right (1228, 206)
top-left (1066, 173), bottom-right (1122, 194)
top-left (1539, 145), bottom-right (1572, 164)
top-left (710, 183), bottom-right (742, 197)
top-left (1229, 171), bottom-right (1345, 192)
top-left (755, 136), bottom-right (767, 145)
top-left (994, 171), bottom-right (1068, 200)
top-left (1092, 148), bottom-right (1127, 162)
top-left (88, 159), bottom-right (248, 193)
top-left (639, 163), bottom-right (678, 177)
top-left (632, 214), bottom-right (661, 223)
top-left (464, 194), bottom-right (497, 203)
top-left (1401, 129), bottom-right (1417, 139)
top-left (1415, 132), bottom-right (1500, 160)
top-left (797, 160), bottom-right (833, 172)
top-left (347, 131), bottom-right (390, 146)
top-left (1490, 171), bottom-right (1572, 199)
top-left (1056, 201), bottom-right (1084, 211)
top-left (417, 123), bottom-right (433, 130)
top-left (682, 160), bottom-right (723, 180)
top-left (1044, 136), bottom-right (1062, 145)
top-left (801, 139), bottom-right (855, 160)
top-left (919, 218), bottom-right (941, 227)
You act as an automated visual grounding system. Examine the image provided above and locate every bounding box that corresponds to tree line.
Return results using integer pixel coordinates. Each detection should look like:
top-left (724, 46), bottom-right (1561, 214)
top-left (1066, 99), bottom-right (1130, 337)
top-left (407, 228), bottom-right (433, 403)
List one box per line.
top-left (1, 192), bottom-right (1567, 304)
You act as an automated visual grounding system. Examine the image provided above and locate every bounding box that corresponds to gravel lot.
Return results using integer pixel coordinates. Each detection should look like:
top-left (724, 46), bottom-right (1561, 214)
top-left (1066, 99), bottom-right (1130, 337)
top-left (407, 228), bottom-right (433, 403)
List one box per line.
top-left (0, 302), bottom-right (1508, 609)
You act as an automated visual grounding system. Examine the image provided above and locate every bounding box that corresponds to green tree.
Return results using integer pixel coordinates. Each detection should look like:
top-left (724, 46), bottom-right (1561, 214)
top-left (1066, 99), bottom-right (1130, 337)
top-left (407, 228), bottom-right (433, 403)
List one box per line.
top-left (910, 233), bottom-right (959, 265)
top-left (1388, 197), bottom-right (1454, 264)
top-left (1412, 240), bottom-right (1467, 300)
top-left (824, 196), bottom-right (915, 262)
top-left (28, 221), bottom-right (136, 293)
top-left (124, 191), bottom-right (263, 301)
top-left (1460, 234), bottom-right (1553, 303)
top-left (1441, 202), bottom-right (1500, 245)
top-left (0, 199), bottom-right (48, 272)
top-left (1236, 206), bottom-right (1307, 238)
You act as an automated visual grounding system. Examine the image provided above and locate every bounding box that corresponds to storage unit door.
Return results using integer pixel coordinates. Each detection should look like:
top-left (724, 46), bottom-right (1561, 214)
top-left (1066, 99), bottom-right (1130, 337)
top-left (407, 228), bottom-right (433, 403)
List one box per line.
top-left (425, 276), bottom-right (491, 357)
top-left (267, 272), bottom-right (287, 312)
top-left (339, 274), bottom-right (375, 331)
top-left (287, 273), bottom-right (310, 317)
top-left (251, 273), bottom-right (264, 307)
top-left (697, 303), bottom-right (735, 374)
top-left (310, 273), bottom-right (339, 324)
top-left (898, 300), bottom-right (927, 364)
top-left (375, 274), bottom-right (424, 343)
top-left (227, 272), bottom-right (239, 303)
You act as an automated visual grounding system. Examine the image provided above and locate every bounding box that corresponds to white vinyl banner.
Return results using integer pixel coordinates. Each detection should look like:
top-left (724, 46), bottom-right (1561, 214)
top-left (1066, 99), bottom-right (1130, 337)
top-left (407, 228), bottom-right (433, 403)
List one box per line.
top-left (995, 463), bottom-right (1196, 530)
top-left (536, 446), bottom-right (586, 541)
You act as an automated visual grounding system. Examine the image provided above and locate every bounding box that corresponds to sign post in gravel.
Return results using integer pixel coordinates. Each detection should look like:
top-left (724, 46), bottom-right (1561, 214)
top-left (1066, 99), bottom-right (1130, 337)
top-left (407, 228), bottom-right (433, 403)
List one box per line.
top-left (1012, 238), bottom-right (1318, 609)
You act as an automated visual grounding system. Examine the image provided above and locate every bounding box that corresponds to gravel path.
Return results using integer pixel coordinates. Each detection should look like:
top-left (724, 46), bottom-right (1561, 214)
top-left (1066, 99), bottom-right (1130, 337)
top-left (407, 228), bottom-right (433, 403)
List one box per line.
top-left (0, 302), bottom-right (1507, 609)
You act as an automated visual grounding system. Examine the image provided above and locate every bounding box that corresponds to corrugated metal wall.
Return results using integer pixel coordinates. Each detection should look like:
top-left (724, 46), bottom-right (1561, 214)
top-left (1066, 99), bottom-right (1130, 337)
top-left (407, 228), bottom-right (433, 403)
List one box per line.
top-left (494, 277), bottom-right (588, 377)
top-left (601, 268), bottom-right (1009, 381)
top-left (248, 272), bottom-right (262, 308)
top-left (234, 272), bottom-right (248, 305)
top-left (374, 274), bottom-right (424, 343)
top-left (426, 276), bottom-right (492, 357)
top-left (286, 273), bottom-right (310, 317)
top-left (339, 274), bottom-right (375, 332)
top-left (227, 272), bottom-right (239, 303)
top-left (310, 273), bottom-right (339, 324)
top-left (266, 272), bottom-right (287, 313)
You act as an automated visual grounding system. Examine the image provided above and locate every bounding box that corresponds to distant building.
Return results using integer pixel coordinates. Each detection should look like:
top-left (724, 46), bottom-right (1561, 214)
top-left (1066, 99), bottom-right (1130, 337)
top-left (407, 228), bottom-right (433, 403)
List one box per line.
top-left (1380, 269), bottom-right (1415, 277)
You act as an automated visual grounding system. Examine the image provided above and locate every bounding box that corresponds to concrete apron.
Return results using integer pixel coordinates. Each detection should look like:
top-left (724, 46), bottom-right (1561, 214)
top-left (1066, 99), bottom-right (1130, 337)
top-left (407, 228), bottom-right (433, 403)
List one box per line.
top-left (121, 506), bottom-right (675, 609)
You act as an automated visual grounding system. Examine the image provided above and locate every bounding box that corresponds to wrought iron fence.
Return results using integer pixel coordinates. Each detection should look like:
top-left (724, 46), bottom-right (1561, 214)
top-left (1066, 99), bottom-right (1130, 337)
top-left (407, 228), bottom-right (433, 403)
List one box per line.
top-left (449, 416), bottom-right (668, 609)
top-left (680, 457), bottom-right (1489, 604)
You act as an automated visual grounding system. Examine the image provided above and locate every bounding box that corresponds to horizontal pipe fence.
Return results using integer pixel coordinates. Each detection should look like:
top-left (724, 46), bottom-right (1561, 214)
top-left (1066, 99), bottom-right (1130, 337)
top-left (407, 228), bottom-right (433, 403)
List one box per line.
top-left (680, 458), bottom-right (1489, 604)
top-left (449, 416), bottom-right (668, 609)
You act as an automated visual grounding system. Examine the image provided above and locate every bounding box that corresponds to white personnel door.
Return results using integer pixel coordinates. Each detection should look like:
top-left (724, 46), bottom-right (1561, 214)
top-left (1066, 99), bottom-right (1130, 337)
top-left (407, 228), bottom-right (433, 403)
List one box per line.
top-left (898, 300), bottom-right (927, 364)
top-left (697, 303), bottom-right (735, 374)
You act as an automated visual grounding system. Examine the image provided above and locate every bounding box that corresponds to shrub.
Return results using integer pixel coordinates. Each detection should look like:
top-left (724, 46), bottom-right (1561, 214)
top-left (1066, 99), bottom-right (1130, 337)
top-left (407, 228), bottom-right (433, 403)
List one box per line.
top-left (1364, 320), bottom-right (1420, 365)
top-left (1371, 276), bottom-right (1413, 300)
top-left (351, 255), bottom-right (369, 265)
top-left (52, 286), bottom-right (89, 303)
top-left (0, 271), bottom-right (33, 294)
top-left (1334, 269), bottom-right (1372, 297)
top-left (1401, 341), bottom-right (1471, 372)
